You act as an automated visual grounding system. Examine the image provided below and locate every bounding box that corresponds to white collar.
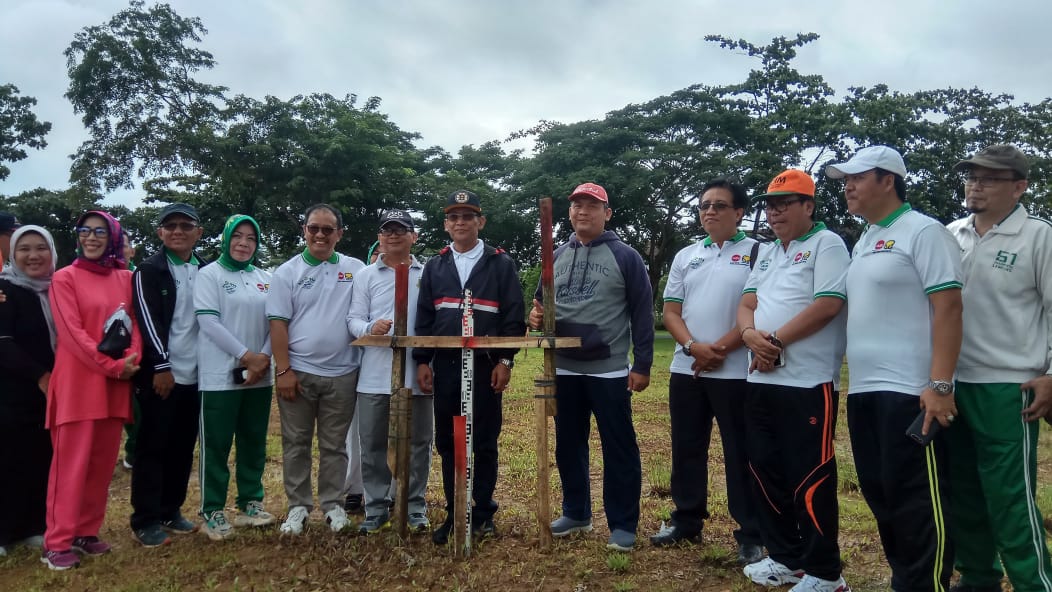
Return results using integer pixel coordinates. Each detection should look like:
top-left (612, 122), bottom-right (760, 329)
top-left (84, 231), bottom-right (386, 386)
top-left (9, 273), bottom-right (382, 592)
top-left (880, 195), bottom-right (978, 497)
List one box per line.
top-left (450, 239), bottom-right (484, 260)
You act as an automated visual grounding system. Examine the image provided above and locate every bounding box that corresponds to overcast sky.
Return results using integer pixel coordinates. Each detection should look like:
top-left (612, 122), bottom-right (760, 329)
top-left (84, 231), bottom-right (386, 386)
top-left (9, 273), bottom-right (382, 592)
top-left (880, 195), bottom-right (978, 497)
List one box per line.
top-left (2, 0), bottom-right (1049, 207)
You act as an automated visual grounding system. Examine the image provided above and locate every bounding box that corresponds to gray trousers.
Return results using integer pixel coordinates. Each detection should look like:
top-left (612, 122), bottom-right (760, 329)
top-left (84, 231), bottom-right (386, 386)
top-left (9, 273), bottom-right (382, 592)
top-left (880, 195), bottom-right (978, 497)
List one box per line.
top-left (277, 369), bottom-right (358, 512)
top-left (356, 392), bottom-right (434, 517)
top-left (342, 412), bottom-right (363, 496)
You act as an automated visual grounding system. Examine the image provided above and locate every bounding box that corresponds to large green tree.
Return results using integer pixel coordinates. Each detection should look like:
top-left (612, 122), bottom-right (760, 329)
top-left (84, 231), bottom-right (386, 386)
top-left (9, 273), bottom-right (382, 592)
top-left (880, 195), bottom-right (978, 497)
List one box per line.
top-left (0, 84), bottom-right (51, 181)
top-left (64, 0), bottom-right (226, 191)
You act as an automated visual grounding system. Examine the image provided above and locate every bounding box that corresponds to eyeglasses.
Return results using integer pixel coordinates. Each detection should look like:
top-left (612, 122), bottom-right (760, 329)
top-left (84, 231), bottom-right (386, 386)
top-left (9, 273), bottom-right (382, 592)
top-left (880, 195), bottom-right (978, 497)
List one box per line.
top-left (75, 226), bottom-right (109, 238)
top-left (963, 175), bottom-right (1018, 187)
top-left (379, 226), bottom-right (410, 236)
top-left (445, 212), bottom-right (479, 222)
top-left (305, 224), bottom-right (338, 236)
top-left (764, 197), bottom-right (809, 214)
top-left (160, 221), bottom-right (199, 232)
top-left (698, 202), bottom-right (733, 212)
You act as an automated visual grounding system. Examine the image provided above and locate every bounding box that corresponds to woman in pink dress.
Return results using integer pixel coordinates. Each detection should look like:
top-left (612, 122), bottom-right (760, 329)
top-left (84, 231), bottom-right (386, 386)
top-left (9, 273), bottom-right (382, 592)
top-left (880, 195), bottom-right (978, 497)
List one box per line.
top-left (41, 211), bottom-right (142, 570)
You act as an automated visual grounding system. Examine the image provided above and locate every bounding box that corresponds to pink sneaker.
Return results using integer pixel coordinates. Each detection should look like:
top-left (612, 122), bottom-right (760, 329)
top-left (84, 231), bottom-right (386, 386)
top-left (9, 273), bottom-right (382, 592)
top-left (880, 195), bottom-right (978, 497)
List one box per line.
top-left (41, 549), bottom-right (81, 570)
top-left (72, 536), bottom-right (112, 555)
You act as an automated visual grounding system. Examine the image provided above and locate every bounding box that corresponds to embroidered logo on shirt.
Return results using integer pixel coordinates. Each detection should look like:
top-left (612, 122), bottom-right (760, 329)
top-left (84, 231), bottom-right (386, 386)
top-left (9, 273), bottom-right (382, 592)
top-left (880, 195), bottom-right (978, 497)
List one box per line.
top-left (337, 271), bottom-right (354, 282)
top-left (872, 239), bottom-right (896, 253)
top-left (758, 259), bottom-right (770, 271)
top-left (256, 283), bottom-right (270, 293)
top-left (792, 251), bottom-right (812, 265)
top-left (688, 256), bottom-right (704, 270)
top-left (297, 276), bottom-right (317, 290)
top-left (222, 280), bottom-right (238, 294)
top-left (993, 249), bottom-right (1018, 272)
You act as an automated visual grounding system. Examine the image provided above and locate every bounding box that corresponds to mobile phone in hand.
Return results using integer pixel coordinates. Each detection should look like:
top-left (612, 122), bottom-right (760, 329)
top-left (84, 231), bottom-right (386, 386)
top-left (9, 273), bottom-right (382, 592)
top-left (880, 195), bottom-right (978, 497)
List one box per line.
top-left (905, 410), bottom-right (941, 446)
top-left (232, 367), bottom-right (248, 384)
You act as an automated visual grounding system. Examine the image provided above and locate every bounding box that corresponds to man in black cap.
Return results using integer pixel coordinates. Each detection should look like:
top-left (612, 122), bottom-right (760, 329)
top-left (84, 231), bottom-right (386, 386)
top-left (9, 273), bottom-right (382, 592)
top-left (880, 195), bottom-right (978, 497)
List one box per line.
top-left (0, 211), bottom-right (21, 269)
top-left (349, 210), bottom-right (434, 534)
top-left (414, 190), bottom-right (525, 545)
top-left (130, 203), bottom-right (207, 547)
top-left (945, 145), bottom-right (1052, 592)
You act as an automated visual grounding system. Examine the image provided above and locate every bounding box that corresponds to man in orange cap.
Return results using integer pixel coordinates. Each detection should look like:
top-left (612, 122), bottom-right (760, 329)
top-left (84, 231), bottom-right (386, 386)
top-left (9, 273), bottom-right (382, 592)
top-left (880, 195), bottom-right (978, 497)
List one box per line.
top-left (737, 170), bottom-right (851, 592)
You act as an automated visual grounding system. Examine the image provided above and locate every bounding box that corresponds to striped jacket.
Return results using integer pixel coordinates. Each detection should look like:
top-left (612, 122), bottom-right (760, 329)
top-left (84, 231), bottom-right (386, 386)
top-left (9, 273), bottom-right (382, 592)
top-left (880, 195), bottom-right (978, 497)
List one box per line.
top-left (413, 243), bottom-right (526, 365)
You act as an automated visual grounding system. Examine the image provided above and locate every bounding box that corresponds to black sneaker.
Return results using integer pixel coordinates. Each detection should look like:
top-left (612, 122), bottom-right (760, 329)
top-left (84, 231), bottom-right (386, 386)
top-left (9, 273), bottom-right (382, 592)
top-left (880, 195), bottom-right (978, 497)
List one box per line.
top-left (472, 517), bottom-right (496, 539)
top-left (649, 523), bottom-right (700, 547)
top-left (131, 524), bottom-right (171, 548)
top-left (343, 493), bottom-right (364, 514)
top-left (160, 515), bottom-right (198, 535)
top-left (431, 519), bottom-right (453, 545)
top-left (736, 543), bottom-right (764, 565)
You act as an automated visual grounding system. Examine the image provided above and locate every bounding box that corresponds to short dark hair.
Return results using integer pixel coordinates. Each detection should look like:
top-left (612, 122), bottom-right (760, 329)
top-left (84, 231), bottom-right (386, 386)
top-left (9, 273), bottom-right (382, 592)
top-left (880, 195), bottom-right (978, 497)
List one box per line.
top-left (700, 178), bottom-right (749, 210)
top-left (303, 203), bottom-right (343, 227)
top-left (874, 168), bottom-right (907, 201)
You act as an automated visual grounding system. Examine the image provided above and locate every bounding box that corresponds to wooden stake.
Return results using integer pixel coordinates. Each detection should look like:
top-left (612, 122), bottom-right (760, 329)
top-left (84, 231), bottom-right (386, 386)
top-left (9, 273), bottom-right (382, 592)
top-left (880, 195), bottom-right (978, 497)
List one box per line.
top-left (388, 263), bottom-right (411, 538)
top-left (534, 197), bottom-right (557, 550)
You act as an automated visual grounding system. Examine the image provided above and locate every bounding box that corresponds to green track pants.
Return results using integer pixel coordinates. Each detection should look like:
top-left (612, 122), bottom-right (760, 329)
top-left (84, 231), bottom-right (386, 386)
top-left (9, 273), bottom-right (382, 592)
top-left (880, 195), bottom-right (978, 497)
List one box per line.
top-left (947, 382), bottom-right (1052, 592)
top-left (198, 387), bottom-right (272, 514)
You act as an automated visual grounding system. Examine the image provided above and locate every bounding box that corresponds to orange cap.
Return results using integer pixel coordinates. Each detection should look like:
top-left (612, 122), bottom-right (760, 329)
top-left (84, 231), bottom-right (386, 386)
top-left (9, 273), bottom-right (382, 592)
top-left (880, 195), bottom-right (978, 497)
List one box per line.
top-left (756, 169), bottom-right (815, 201)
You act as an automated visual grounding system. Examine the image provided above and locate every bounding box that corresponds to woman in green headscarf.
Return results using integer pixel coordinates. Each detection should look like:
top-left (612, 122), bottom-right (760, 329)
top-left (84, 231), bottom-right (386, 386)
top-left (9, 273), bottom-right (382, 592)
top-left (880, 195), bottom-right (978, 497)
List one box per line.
top-left (192, 215), bottom-right (275, 540)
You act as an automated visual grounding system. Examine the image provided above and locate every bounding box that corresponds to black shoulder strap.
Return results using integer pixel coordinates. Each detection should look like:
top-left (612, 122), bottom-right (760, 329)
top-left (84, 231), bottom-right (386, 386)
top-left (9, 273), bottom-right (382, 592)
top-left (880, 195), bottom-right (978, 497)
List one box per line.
top-left (749, 240), bottom-right (760, 270)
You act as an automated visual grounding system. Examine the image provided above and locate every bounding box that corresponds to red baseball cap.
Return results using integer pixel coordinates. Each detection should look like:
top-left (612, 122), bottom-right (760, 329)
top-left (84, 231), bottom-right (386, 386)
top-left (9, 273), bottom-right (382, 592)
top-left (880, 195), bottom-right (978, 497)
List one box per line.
top-left (569, 182), bottom-right (609, 203)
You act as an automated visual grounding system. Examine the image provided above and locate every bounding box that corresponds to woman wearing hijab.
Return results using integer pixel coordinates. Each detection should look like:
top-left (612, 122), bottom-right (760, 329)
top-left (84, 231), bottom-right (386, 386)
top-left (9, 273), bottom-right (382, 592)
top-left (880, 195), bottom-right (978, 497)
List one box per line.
top-left (0, 226), bottom-right (57, 558)
top-left (194, 215), bottom-right (275, 540)
top-left (42, 211), bottom-right (142, 570)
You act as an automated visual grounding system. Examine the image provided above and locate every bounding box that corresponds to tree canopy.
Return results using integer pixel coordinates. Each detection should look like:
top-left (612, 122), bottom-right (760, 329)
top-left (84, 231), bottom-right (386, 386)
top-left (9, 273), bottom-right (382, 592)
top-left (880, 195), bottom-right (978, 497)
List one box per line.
top-left (3, 1), bottom-right (1051, 304)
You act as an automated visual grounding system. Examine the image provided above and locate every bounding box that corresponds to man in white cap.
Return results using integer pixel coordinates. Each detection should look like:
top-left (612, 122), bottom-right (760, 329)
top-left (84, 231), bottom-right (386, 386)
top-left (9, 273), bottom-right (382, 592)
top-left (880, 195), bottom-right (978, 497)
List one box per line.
top-left (945, 145), bottom-right (1052, 592)
top-left (827, 146), bottom-right (962, 592)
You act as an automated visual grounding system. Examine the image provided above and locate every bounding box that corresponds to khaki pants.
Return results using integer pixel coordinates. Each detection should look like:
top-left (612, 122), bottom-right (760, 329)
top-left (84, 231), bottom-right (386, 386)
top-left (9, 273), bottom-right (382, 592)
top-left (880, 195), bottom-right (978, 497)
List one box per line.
top-left (277, 369), bottom-right (358, 512)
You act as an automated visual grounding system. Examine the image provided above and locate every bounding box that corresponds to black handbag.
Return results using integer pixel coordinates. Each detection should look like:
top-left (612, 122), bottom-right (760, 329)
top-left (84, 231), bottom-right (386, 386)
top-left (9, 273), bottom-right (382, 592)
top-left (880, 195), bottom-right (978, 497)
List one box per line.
top-left (98, 305), bottom-right (132, 359)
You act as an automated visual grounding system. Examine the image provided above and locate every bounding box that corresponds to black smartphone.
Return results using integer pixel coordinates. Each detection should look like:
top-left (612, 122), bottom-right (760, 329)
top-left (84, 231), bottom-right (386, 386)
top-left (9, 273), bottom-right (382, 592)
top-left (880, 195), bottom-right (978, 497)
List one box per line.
top-left (232, 367), bottom-right (248, 384)
top-left (905, 410), bottom-right (941, 446)
top-left (747, 349), bottom-right (785, 368)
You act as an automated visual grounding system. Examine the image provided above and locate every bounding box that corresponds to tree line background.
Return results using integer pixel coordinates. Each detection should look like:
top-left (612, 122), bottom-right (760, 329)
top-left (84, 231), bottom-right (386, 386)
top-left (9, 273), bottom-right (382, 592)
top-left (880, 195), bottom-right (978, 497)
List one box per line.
top-left (2, 1), bottom-right (1051, 302)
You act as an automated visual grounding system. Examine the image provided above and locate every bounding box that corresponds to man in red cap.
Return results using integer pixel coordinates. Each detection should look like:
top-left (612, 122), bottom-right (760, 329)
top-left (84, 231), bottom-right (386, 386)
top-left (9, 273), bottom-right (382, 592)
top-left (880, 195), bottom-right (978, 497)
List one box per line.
top-left (529, 182), bottom-right (654, 552)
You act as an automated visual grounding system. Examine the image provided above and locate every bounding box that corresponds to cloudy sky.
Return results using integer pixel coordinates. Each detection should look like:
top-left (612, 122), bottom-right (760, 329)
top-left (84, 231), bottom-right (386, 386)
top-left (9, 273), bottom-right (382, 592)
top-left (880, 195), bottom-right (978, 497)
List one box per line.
top-left (2, 0), bottom-right (1049, 207)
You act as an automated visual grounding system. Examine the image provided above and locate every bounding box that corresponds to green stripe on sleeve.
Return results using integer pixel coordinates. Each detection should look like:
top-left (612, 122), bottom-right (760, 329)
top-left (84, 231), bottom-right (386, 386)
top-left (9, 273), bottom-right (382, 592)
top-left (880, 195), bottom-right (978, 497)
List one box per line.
top-left (663, 297), bottom-right (684, 303)
top-left (267, 315), bottom-right (291, 322)
top-left (924, 281), bottom-right (963, 294)
top-left (742, 288), bottom-right (757, 295)
top-left (195, 309), bottom-right (220, 316)
top-left (814, 291), bottom-right (847, 301)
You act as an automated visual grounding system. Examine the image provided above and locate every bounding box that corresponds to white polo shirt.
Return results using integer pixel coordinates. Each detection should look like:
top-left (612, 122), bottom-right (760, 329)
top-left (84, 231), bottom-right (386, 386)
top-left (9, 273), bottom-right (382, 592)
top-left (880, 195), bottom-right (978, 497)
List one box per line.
top-left (846, 204), bottom-right (962, 395)
top-left (948, 204), bottom-right (1052, 383)
top-left (266, 249), bottom-right (364, 377)
top-left (451, 239), bottom-right (485, 288)
top-left (347, 254), bottom-right (425, 395)
top-left (664, 230), bottom-right (756, 379)
top-left (194, 262), bottom-right (274, 391)
top-left (743, 222), bottom-right (849, 388)
top-left (166, 250), bottom-right (200, 385)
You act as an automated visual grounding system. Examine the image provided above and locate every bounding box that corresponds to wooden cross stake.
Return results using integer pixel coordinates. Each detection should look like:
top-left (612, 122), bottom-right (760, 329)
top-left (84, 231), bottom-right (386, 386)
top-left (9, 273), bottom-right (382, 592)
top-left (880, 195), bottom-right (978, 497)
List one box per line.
top-left (352, 197), bottom-right (578, 555)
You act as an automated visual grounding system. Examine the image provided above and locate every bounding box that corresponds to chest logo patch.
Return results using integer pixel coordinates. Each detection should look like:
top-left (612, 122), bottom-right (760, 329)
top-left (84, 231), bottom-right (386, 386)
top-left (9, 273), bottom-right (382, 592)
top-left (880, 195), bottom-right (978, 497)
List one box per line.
top-left (297, 276), bottom-right (317, 290)
top-left (731, 253), bottom-right (752, 267)
top-left (688, 256), bottom-right (704, 270)
top-left (257, 283), bottom-right (270, 293)
top-left (873, 239), bottom-right (896, 253)
top-left (993, 250), bottom-right (1019, 272)
top-left (758, 259), bottom-right (770, 271)
top-left (337, 271), bottom-right (354, 282)
top-left (792, 250), bottom-right (812, 265)
top-left (222, 280), bottom-right (238, 294)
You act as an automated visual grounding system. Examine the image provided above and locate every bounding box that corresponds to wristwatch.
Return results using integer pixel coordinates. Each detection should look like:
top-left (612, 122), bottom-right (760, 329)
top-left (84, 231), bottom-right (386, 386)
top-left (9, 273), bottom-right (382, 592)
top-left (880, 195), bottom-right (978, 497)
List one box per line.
top-left (681, 339), bottom-right (695, 356)
top-left (928, 379), bottom-right (954, 395)
top-left (499, 358), bottom-right (515, 369)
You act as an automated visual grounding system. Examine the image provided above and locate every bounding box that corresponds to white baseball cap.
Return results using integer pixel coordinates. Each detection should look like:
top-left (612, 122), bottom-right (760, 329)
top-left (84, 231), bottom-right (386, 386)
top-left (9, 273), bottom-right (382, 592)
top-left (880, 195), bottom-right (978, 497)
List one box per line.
top-left (825, 146), bottom-right (907, 179)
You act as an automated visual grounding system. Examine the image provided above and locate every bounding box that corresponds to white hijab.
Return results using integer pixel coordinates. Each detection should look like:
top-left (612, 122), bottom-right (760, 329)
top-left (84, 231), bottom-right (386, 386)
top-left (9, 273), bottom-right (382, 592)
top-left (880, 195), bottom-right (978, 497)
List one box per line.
top-left (0, 225), bottom-right (58, 350)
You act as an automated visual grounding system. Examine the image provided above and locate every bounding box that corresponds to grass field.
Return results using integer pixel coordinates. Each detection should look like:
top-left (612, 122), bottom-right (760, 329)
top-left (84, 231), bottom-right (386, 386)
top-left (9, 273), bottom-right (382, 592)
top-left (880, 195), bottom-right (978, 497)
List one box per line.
top-left (1, 338), bottom-right (1049, 591)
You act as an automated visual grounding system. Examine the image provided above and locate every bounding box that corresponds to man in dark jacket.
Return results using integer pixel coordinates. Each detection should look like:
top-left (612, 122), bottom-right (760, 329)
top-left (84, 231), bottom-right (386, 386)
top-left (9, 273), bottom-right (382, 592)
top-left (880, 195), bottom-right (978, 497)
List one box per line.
top-left (130, 203), bottom-right (206, 547)
top-left (415, 189), bottom-right (526, 545)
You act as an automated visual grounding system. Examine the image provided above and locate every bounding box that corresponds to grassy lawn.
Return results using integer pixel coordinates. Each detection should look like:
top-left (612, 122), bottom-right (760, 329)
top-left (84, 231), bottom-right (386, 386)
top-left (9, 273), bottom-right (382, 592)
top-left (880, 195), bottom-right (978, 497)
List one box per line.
top-left (1, 338), bottom-right (1049, 591)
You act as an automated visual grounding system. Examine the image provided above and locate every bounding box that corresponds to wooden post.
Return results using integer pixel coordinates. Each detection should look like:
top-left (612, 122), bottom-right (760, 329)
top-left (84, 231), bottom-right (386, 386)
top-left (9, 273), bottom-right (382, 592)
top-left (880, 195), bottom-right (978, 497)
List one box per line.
top-left (534, 197), bottom-right (557, 550)
top-left (388, 263), bottom-right (412, 538)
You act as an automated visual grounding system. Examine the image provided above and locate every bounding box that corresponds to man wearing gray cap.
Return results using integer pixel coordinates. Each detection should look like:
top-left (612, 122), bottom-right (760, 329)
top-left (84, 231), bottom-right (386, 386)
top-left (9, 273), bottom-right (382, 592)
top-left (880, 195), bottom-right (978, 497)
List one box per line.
top-left (130, 203), bottom-right (207, 546)
top-left (945, 145), bottom-right (1052, 592)
top-left (828, 146), bottom-right (961, 592)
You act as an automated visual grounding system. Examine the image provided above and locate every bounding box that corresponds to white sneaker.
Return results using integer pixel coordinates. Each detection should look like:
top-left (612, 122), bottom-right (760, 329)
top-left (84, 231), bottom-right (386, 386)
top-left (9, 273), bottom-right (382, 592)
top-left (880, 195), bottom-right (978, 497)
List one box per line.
top-left (743, 557), bottom-right (805, 586)
top-left (280, 506), bottom-right (310, 535)
top-left (201, 510), bottom-right (234, 541)
top-left (325, 506), bottom-right (350, 532)
top-left (234, 501), bottom-right (276, 527)
top-left (789, 575), bottom-right (851, 592)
